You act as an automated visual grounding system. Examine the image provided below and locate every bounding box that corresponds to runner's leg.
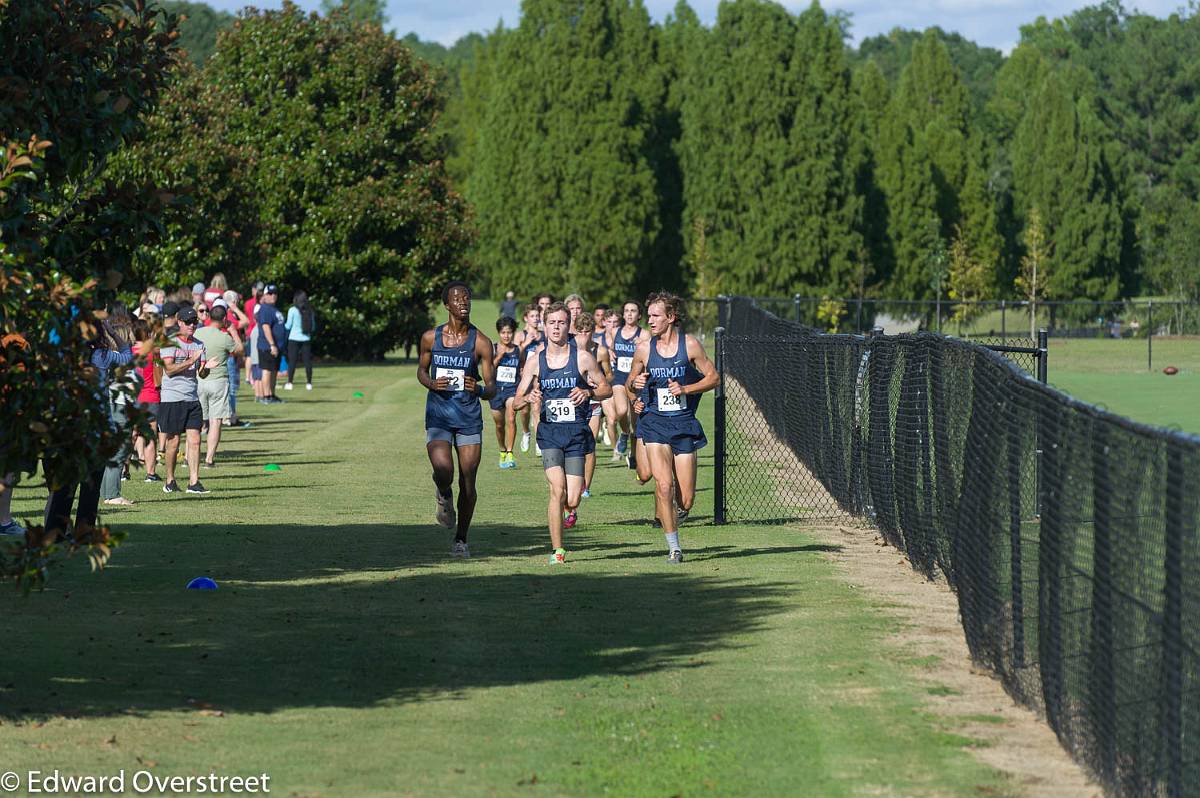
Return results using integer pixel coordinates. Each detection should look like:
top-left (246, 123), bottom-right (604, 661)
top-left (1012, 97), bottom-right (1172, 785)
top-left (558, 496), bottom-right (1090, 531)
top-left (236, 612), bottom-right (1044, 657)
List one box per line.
top-left (454, 443), bottom-right (481, 543)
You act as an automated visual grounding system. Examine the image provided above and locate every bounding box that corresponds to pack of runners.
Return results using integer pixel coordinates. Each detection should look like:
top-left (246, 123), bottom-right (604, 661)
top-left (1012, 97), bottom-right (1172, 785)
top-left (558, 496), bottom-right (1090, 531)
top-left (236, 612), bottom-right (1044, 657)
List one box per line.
top-left (418, 283), bottom-right (717, 565)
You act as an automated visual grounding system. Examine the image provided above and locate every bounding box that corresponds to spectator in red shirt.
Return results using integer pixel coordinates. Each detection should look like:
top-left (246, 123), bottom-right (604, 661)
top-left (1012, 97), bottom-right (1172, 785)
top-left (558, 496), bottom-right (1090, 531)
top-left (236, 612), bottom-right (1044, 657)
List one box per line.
top-left (133, 318), bottom-right (162, 483)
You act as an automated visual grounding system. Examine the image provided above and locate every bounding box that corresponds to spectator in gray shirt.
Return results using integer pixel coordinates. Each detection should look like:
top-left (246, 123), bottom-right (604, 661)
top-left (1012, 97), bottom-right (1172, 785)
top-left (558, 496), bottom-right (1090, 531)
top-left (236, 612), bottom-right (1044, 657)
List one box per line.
top-left (157, 306), bottom-right (210, 495)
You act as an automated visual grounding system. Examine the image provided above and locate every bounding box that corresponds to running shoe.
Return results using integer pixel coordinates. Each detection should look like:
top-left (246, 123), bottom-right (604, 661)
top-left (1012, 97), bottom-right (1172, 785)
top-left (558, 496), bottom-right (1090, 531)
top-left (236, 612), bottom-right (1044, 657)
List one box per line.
top-left (505, 452), bottom-right (517, 468)
top-left (186, 481), bottom-right (211, 495)
top-left (306, 384), bottom-right (313, 391)
top-left (549, 549), bottom-right (567, 565)
top-left (435, 490), bottom-right (456, 528)
top-left (498, 453), bottom-right (507, 469)
top-left (284, 383), bottom-right (294, 391)
top-left (0, 520), bottom-right (26, 537)
top-left (520, 432), bottom-right (531, 453)
top-left (452, 540), bottom-right (470, 558)
top-left (616, 433), bottom-right (629, 455)
top-left (601, 425), bottom-right (612, 446)
top-left (162, 480), bottom-right (181, 494)
top-left (676, 507), bottom-right (689, 523)
top-left (202, 461), bottom-right (217, 469)
top-left (652, 517), bottom-right (662, 528)
top-left (144, 473), bottom-right (163, 484)
top-left (581, 489), bottom-right (591, 499)
top-left (611, 448), bottom-right (623, 463)
top-left (667, 549), bottom-right (684, 565)
top-left (564, 510), bottom-right (577, 529)
top-left (535, 442), bottom-right (542, 456)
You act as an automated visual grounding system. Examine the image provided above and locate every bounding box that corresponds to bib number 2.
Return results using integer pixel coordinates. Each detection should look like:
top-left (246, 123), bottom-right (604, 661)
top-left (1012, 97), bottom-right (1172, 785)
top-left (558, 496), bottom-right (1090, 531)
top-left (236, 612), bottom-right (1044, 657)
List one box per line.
top-left (436, 368), bottom-right (465, 391)
top-left (546, 398), bottom-right (576, 423)
top-left (656, 388), bottom-right (686, 413)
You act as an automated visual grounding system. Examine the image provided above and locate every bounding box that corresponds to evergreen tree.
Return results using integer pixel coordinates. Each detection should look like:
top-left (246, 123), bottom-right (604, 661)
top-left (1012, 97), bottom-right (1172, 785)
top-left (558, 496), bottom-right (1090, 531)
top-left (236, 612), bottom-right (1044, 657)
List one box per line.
top-left (1010, 69), bottom-right (1125, 300)
top-left (160, 1), bottom-right (234, 66)
top-left (851, 61), bottom-right (894, 287)
top-left (470, 0), bottom-right (667, 302)
top-left (320, 0), bottom-right (386, 27)
top-left (679, 0), bottom-right (863, 296)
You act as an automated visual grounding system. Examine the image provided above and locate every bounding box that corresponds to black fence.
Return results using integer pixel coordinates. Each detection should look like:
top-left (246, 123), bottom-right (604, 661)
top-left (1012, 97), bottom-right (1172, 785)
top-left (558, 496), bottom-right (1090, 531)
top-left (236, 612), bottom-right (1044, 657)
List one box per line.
top-left (693, 296), bottom-right (1200, 371)
top-left (712, 296), bottom-right (1200, 798)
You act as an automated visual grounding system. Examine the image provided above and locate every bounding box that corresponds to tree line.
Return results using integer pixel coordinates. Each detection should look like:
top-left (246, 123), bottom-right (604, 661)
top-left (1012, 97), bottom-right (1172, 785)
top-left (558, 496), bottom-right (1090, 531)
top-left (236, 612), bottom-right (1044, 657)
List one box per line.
top-left (159, 0), bottom-right (1200, 311)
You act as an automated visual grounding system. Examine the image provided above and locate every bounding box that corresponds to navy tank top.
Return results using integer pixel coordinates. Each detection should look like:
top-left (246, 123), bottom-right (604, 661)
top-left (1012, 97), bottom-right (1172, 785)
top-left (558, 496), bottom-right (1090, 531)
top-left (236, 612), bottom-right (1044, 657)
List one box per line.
top-left (644, 333), bottom-right (701, 420)
top-left (521, 331), bottom-right (543, 363)
top-left (425, 324), bottom-right (482, 433)
top-left (494, 343), bottom-right (520, 396)
top-left (611, 326), bottom-right (642, 386)
top-left (539, 340), bottom-right (588, 428)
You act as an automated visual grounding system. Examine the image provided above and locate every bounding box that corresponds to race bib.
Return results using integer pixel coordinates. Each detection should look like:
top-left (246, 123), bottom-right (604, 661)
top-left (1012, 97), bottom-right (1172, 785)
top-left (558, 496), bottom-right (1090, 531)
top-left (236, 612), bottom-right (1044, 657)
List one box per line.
top-left (657, 387), bottom-right (686, 413)
top-left (497, 365), bottom-right (517, 384)
top-left (436, 368), bottom-right (465, 391)
top-left (545, 398), bottom-right (576, 423)
top-left (617, 356), bottom-right (633, 373)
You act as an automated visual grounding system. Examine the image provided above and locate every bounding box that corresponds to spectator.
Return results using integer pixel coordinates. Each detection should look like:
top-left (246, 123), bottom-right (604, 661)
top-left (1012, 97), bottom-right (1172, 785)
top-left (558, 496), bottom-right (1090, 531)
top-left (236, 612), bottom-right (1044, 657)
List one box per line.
top-left (45, 312), bottom-right (133, 536)
top-left (255, 284), bottom-right (288, 404)
top-left (161, 300), bottom-right (180, 335)
top-left (245, 281), bottom-right (263, 399)
top-left (100, 304), bottom-right (138, 507)
top-left (499, 290), bottom-right (519, 319)
top-left (132, 319), bottom-right (162, 483)
top-left (284, 290), bottom-right (315, 391)
top-left (192, 281), bottom-right (207, 309)
top-left (218, 293), bottom-right (251, 426)
top-left (194, 304), bottom-right (242, 466)
top-left (158, 306), bottom-right (210, 494)
top-left (0, 473), bottom-right (22, 537)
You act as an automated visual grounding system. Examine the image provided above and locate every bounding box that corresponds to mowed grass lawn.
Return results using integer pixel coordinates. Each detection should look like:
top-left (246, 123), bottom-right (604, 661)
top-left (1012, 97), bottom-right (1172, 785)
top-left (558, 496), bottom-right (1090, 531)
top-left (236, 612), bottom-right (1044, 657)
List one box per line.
top-left (1044, 337), bottom-right (1200, 434)
top-left (2, 323), bottom-right (1013, 797)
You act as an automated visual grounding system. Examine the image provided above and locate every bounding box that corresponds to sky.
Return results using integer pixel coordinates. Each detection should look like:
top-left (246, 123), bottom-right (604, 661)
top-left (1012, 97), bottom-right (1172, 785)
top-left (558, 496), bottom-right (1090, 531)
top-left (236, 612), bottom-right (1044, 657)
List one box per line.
top-left (206, 1), bottom-right (1188, 53)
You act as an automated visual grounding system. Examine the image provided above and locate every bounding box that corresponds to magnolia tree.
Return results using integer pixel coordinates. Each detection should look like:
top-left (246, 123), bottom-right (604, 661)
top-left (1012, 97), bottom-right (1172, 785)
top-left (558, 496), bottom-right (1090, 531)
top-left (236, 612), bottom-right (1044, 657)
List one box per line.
top-left (119, 2), bottom-right (473, 359)
top-left (0, 0), bottom-right (180, 588)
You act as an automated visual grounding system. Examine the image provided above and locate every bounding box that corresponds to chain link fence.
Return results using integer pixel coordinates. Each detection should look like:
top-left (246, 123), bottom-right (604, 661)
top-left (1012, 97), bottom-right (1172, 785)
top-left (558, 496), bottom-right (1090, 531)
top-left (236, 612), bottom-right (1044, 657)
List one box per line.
top-left (712, 295), bottom-right (1200, 798)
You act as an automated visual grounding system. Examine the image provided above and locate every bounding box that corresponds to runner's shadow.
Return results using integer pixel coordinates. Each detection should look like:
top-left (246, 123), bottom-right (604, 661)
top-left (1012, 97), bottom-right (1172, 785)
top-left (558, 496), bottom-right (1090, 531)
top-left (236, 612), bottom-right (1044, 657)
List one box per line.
top-left (1, 522), bottom-right (792, 721)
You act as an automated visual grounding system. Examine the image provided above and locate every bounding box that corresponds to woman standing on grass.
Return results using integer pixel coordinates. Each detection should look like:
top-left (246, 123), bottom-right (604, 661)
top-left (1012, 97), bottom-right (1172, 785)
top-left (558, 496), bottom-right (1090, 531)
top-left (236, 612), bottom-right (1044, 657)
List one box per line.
top-left (132, 318), bottom-right (162, 483)
top-left (97, 304), bottom-right (137, 507)
top-left (285, 290), bottom-right (315, 391)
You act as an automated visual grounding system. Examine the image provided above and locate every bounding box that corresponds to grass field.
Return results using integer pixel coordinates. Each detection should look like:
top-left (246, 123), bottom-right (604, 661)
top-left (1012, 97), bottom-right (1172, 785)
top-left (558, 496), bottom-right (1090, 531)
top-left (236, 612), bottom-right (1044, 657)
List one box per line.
top-left (1044, 337), bottom-right (1200, 433)
top-left (0, 306), bottom-right (1017, 796)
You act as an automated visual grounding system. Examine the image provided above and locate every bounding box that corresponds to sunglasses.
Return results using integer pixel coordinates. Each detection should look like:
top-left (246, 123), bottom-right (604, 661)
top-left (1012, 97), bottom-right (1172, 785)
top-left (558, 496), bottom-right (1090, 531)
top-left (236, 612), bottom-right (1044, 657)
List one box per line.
top-left (196, 307), bottom-right (209, 314)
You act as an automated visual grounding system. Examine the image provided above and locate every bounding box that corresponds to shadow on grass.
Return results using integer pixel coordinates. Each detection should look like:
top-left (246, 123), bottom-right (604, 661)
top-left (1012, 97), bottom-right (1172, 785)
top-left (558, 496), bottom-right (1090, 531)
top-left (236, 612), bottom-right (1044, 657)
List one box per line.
top-left (0, 522), bottom-right (791, 720)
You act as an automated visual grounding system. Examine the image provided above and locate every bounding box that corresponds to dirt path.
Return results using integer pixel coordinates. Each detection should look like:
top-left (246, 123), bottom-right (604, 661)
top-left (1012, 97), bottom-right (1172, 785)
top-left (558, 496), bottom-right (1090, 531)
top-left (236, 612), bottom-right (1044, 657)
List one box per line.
top-left (727, 379), bottom-right (1100, 797)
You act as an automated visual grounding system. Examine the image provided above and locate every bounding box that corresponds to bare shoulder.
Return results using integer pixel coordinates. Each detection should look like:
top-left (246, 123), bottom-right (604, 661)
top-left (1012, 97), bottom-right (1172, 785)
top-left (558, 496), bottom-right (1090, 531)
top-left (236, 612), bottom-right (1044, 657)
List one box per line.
top-left (634, 336), bottom-right (652, 356)
top-left (475, 328), bottom-right (494, 352)
top-left (685, 334), bottom-right (708, 358)
top-left (419, 328), bottom-right (437, 349)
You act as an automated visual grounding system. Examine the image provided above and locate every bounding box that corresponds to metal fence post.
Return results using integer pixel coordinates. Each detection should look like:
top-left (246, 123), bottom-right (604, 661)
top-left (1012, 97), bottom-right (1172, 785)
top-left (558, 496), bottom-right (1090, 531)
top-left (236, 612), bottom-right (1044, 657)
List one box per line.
top-left (1163, 443), bottom-right (1185, 798)
top-left (717, 294), bottom-right (729, 331)
top-left (713, 326), bottom-right (727, 526)
top-left (1000, 300), bottom-right (1007, 343)
top-left (1036, 329), bottom-right (1048, 519)
top-left (793, 293), bottom-right (802, 323)
top-left (1148, 300), bottom-right (1154, 371)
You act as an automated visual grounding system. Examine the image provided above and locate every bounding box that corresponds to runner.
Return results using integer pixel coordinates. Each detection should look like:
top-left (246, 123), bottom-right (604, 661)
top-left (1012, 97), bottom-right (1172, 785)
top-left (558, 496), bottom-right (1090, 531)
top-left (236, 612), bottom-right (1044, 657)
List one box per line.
top-left (592, 303), bottom-right (610, 338)
top-left (571, 314), bottom-right (613, 498)
top-left (565, 294), bottom-right (586, 333)
top-left (512, 302), bottom-right (612, 563)
top-left (609, 300), bottom-right (645, 466)
top-left (417, 281), bottom-right (497, 558)
top-left (516, 303), bottom-right (544, 455)
top-left (590, 303), bottom-right (613, 447)
top-left (625, 292), bottom-right (718, 564)
top-left (534, 293), bottom-right (554, 332)
top-left (490, 315), bottom-right (521, 469)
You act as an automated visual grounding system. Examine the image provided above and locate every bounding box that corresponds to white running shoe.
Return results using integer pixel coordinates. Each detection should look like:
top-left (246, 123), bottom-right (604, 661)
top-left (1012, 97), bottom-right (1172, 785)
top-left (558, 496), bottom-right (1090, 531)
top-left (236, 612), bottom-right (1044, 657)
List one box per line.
top-left (284, 383), bottom-right (294, 391)
top-left (306, 383), bottom-right (313, 391)
top-left (452, 540), bottom-right (470, 558)
top-left (435, 490), bottom-right (456, 528)
top-left (601, 425), bottom-right (612, 446)
top-left (534, 442), bottom-right (542, 456)
top-left (520, 432), bottom-right (531, 453)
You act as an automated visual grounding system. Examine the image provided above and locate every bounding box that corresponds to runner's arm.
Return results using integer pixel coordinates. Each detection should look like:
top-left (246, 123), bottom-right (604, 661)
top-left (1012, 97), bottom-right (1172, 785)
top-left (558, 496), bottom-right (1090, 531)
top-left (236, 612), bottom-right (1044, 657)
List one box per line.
top-left (624, 340), bottom-right (650, 399)
top-left (682, 335), bottom-right (719, 395)
top-left (416, 330), bottom-right (449, 392)
top-left (576, 350), bottom-right (612, 402)
top-left (512, 358), bottom-right (540, 410)
top-left (471, 331), bottom-right (497, 400)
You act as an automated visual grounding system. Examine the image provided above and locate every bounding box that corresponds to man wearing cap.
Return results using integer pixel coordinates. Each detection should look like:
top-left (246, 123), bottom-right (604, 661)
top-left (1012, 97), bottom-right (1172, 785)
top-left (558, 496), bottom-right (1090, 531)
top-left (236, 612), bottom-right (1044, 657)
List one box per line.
top-left (194, 304), bottom-right (243, 467)
top-left (255, 284), bottom-right (289, 404)
top-left (158, 306), bottom-right (211, 494)
top-left (192, 282), bottom-right (207, 309)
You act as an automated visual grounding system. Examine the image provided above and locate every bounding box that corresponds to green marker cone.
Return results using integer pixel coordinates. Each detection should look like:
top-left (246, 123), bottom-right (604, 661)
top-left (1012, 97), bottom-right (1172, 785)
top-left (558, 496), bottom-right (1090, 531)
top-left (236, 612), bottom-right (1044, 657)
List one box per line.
top-left (264, 463), bottom-right (282, 472)
top-left (352, 391), bottom-right (365, 398)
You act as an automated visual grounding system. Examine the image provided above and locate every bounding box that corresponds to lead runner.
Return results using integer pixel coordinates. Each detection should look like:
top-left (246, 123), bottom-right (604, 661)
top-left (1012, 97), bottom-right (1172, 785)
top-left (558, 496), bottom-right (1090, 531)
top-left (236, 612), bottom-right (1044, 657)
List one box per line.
top-left (513, 302), bottom-right (612, 563)
top-left (625, 292), bottom-right (718, 564)
top-left (417, 281), bottom-right (497, 557)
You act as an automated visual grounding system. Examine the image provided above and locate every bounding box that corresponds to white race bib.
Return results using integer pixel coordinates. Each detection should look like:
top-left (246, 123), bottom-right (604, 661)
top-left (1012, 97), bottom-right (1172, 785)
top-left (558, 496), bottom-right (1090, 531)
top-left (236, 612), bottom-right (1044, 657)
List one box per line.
top-left (545, 398), bottom-right (576, 423)
top-left (657, 387), bottom-right (686, 413)
top-left (617, 356), bottom-right (633, 373)
top-left (497, 365), bottom-right (517, 384)
top-left (436, 368), bottom-right (465, 391)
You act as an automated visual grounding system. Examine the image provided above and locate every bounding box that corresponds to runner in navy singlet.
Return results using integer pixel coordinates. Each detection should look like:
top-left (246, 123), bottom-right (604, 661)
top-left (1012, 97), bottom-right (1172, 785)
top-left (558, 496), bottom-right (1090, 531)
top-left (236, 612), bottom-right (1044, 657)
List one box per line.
top-left (417, 281), bottom-right (497, 558)
top-left (516, 303), bottom-right (545, 455)
top-left (572, 314), bottom-right (612, 500)
top-left (609, 300), bottom-right (644, 466)
top-left (513, 302), bottom-right (611, 564)
top-left (625, 292), bottom-right (718, 564)
top-left (490, 316), bottom-right (521, 469)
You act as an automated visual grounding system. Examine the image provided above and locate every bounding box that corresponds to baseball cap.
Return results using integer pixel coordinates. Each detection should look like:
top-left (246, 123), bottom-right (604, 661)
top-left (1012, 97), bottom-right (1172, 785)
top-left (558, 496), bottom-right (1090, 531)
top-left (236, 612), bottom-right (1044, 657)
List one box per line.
top-left (264, 283), bottom-right (278, 295)
top-left (177, 306), bottom-right (199, 324)
top-left (211, 298), bottom-right (228, 309)
top-left (162, 300), bottom-right (180, 319)
top-left (192, 282), bottom-right (206, 294)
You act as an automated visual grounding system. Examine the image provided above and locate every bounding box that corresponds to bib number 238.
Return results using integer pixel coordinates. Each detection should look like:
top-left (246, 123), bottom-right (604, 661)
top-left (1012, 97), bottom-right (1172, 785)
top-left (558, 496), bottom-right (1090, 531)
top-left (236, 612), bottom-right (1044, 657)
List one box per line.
top-left (546, 398), bottom-right (576, 423)
top-left (656, 388), bottom-right (685, 412)
top-left (436, 368), bottom-right (465, 391)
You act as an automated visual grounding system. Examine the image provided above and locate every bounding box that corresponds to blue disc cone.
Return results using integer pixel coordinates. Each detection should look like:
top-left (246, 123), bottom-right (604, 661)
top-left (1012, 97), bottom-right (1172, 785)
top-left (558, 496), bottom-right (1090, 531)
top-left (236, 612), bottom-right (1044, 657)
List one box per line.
top-left (187, 577), bottom-right (218, 590)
